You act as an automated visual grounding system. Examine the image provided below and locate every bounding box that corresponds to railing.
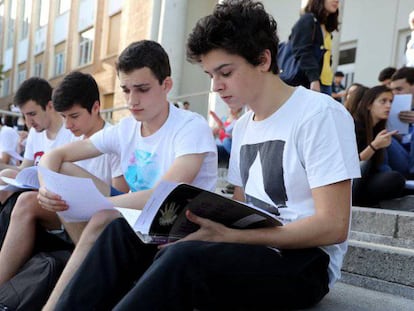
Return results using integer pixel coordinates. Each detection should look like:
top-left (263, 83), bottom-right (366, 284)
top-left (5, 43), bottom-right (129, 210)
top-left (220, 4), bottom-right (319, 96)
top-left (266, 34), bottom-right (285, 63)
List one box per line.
top-left (0, 90), bottom-right (212, 124)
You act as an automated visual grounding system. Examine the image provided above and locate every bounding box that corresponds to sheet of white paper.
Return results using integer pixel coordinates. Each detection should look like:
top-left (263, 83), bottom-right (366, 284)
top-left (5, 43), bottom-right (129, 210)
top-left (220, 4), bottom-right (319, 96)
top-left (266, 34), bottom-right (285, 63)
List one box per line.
top-left (405, 180), bottom-right (414, 190)
top-left (38, 166), bottom-right (114, 222)
top-left (134, 180), bottom-right (179, 233)
top-left (387, 94), bottom-right (412, 134)
top-left (0, 166), bottom-right (39, 191)
top-left (115, 207), bottom-right (142, 229)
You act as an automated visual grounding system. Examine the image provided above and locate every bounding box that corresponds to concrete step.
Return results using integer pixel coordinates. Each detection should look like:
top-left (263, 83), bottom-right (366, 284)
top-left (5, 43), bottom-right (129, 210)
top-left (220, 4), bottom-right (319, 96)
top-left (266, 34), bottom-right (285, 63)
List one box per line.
top-left (350, 206), bottom-right (414, 248)
top-left (301, 282), bottom-right (414, 311)
top-left (380, 195), bottom-right (414, 212)
top-left (342, 239), bottom-right (414, 299)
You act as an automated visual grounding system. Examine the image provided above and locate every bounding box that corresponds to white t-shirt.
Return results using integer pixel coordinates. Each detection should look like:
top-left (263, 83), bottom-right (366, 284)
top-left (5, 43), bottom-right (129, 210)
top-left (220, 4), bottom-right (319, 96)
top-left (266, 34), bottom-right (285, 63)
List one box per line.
top-left (24, 125), bottom-right (74, 165)
top-left (228, 86), bottom-right (360, 287)
top-left (90, 104), bottom-right (217, 192)
top-left (75, 122), bottom-right (122, 185)
top-left (0, 126), bottom-right (20, 165)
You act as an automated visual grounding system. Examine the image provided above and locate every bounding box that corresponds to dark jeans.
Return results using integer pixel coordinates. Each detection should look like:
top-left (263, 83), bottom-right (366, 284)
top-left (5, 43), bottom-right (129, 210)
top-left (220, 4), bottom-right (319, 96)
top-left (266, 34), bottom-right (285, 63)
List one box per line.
top-left (56, 218), bottom-right (330, 311)
top-left (352, 161), bottom-right (405, 207)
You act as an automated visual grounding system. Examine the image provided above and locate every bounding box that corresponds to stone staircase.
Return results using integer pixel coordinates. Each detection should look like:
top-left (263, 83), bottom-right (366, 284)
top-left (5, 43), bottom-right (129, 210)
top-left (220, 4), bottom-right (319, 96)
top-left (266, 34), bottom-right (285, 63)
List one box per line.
top-left (342, 206), bottom-right (414, 300)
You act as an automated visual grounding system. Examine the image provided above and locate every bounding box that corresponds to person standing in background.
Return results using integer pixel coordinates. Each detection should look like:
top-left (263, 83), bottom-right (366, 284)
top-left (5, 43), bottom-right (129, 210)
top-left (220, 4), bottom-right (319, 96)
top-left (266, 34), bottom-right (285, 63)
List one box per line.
top-left (331, 71), bottom-right (346, 103)
top-left (290, 0), bottom-right (339, 94)
top-left (406, 10), bottom-right (414, 67)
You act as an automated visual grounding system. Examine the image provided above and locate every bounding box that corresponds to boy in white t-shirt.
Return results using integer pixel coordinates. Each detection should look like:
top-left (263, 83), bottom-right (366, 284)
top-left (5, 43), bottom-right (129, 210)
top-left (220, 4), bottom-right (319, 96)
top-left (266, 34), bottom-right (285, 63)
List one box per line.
top-left (0, 120), bottom-right (20, 165)
top-left (50, 1), bottom-right (360, 310)
top-left (0, 78), bottom-right (74, 205)
top-left (0, 72), bottom-right (127, 295)
top-left (39, 40), bottom-right (217, 310)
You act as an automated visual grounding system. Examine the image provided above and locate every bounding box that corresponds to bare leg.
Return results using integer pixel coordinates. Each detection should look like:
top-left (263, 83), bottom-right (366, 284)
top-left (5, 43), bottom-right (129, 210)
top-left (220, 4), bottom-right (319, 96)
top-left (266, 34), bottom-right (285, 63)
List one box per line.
top-left (0, 191), bottom-right (61, 285)
top-left (43, 209), bottom-right (121, 311)
top-left (0, 169), bottom-right (19, 204)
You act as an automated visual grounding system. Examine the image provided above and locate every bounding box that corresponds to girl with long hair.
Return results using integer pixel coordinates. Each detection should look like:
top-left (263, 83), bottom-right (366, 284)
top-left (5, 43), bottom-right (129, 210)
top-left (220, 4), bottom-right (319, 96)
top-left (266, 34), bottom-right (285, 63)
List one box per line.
top-left (352, 85), bottom-right (405, 206)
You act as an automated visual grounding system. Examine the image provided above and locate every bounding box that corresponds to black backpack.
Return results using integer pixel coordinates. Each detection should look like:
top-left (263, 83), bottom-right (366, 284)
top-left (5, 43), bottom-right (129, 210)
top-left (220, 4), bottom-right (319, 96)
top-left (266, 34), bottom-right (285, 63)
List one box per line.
top-left (0, 250), bottom-right (71, 311)
top-left (0, 191), bottom-right (73, 311)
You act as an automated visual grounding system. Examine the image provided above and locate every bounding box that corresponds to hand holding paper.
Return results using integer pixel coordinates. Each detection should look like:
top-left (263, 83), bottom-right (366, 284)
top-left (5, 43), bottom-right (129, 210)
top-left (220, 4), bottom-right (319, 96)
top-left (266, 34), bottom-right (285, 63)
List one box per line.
top-left (38, 167), bottom-right (114, 222)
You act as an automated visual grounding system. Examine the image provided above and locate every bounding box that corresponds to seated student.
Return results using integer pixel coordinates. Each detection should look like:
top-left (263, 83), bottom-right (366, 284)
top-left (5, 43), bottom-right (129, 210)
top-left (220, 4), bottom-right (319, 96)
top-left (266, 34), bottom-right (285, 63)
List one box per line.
top-left (387, 67), bottom-right (414, 177)
top-left (352, 85), bottom-right (405, 207)
top-left (0, 77), bottom-right (74, 207)
top-left (38, 40), bottom-right (217, 310)
top-left (331, 71), bottom-right (346, 103)
top-left (209, 102), bottom-right (244, 165)
top-left (343, 83), bottom-right (368, 117)
top-left (0, 71), bottom-right (127, 292)
top-left (51, 1), bottom-right (360, 310)
top-left (378, 66), bottom-right (396, 87)
top-left (0, 115), bottom-right (21, 165)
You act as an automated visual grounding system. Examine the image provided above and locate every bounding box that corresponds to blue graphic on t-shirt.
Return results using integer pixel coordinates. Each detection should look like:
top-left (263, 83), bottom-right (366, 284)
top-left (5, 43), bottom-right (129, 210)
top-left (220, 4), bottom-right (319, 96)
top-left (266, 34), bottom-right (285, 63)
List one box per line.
top-left (125, 149), bottom-right (160, 192)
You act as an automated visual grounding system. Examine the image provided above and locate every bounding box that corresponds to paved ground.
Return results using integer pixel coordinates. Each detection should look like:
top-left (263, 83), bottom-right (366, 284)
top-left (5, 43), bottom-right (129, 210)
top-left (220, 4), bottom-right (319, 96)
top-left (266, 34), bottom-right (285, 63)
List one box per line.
top-left (302, 282), bottom-right (414, 311)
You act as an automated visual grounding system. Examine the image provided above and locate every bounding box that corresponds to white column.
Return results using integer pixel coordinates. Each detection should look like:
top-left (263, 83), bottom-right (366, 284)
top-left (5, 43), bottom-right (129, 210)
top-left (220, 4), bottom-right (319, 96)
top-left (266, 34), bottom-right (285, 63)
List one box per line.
top-left (149, 0), bottom-right (162, 41)
top-left (158, 0), bottom-right (188, 99)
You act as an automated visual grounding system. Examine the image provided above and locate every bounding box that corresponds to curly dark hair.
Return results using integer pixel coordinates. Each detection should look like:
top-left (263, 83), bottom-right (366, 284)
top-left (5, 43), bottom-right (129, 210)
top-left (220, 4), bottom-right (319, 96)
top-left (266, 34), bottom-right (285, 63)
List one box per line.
top-left (186, 0), bottom-right (280, 74)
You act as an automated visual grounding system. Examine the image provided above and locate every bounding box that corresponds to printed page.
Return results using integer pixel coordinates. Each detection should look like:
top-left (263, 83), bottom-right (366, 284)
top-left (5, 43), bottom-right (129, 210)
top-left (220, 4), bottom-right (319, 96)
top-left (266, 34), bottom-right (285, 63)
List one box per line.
top-left (388, 94), bottom-right (412, 134)
top-left (115, 207), bottom-right (142, 228)
top-left (0, 166), bottom-right (39, 191)
top-left (38, 166), bottom-right (114, 222)
top-left (133, 180), bottom-right (179, 233)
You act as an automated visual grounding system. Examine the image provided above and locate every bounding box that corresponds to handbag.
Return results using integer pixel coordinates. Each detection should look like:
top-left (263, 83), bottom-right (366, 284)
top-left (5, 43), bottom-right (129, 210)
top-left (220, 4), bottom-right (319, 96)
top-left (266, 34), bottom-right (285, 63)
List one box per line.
top-left (278, 40), bottom-right (307, 86)
top-left (277, 15), bottom-right (322, 86)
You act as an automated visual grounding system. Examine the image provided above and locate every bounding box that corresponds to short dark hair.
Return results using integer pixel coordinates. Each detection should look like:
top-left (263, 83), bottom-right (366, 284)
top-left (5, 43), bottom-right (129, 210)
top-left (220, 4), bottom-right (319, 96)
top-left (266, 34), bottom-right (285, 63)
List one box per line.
top-left (186, 0), bottom-right (280, 75)
top-left (52, 71), bottom-right (100, 113)
top-left (115, 40), bottom-right (171, 85)
top-left (13, 77), bottom-right (52, 110)
top-left (391, 67), bottom-right (414, 85)
top-left (378, 67), bottom-right (396, 82)
top-left (304, 0), bottom-right (339, 32)
top-left (334, 71), bottom-right (344, 77)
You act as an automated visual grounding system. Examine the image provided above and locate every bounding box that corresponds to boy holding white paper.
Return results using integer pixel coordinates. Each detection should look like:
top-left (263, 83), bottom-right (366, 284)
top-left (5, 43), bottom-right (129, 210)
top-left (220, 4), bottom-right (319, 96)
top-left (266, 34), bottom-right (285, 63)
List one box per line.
top-left (388, 67), bottom-right (414, 177)
top-left (0, 72), bottom-right (126, 296)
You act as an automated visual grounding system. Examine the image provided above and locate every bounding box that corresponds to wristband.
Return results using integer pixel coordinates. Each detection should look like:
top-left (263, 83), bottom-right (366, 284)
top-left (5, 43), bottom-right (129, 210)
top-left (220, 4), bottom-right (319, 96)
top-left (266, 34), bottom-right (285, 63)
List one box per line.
top-left (369, 143), bottom-right (377, 152)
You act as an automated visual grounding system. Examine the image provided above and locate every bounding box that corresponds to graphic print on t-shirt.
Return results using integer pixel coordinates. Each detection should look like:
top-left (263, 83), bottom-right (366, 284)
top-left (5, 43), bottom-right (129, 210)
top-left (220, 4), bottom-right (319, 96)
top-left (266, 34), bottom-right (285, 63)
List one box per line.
top-left (240, 140), bottom-right (287, 215)
top-left (125, 149), bottom-right (161, 192)
top-left (33, 151), bottom-right (44, 166)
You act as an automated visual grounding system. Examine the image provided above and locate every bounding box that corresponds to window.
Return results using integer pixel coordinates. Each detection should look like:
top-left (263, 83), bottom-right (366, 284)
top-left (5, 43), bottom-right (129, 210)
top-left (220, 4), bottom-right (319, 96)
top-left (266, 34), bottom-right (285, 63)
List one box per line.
top-left (54, 52), bottom-right (65, 76)
top-left (78, 28), bottom-right (94, 66)
top-left (6, 1), bottom-right (17, 48)
top-left (57, 0), bottom-right (70, 15)
top-left (2, 76), bottom-right (10, 97)
top-left (20, 0), bottom-right (32, 39)
top-left (107, 12), bottom-right (120, 55)
top-left (339, 48), bottom-right (356, 66)
top-left (17, 69), bottom-right (26, 87)
top-left (34, 62), bottom-right (43, 77)
top-left (38, 0), bottom-right (49, 27)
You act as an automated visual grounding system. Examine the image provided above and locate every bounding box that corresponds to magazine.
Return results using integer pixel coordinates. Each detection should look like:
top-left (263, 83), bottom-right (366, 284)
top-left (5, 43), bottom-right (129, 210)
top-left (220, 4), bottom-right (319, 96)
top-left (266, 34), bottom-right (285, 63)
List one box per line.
top-left (133, 180), bottom-right (283, 244)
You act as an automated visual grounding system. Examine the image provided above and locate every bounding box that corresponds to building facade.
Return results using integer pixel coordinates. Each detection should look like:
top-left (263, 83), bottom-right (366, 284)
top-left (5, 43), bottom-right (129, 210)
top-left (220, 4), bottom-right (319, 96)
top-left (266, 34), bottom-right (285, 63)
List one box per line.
top-left (0, 0), bottom-right (412, 121)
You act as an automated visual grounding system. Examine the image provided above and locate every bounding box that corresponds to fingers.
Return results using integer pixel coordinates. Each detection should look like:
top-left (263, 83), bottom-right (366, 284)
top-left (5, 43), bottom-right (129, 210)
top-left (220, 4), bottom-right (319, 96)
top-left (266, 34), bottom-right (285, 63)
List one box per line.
top-left (37, 187), bottom-right (68, 212)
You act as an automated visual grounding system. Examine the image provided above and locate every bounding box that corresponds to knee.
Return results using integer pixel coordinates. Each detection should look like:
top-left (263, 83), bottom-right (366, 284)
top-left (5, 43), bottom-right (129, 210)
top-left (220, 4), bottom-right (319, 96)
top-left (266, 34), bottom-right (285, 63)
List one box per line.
top-left (11, 192), bottom-right (40, 220)
top-left (156, 241), bottom-right (201, 266)
top-left (84, 210), bottom-right (121, 240)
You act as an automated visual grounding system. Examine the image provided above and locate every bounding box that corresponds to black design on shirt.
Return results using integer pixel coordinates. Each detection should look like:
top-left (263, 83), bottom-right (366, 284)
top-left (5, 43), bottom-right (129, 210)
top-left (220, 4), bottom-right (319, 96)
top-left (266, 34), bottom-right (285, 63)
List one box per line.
top-left (240, 140), bottom-right (287, 215)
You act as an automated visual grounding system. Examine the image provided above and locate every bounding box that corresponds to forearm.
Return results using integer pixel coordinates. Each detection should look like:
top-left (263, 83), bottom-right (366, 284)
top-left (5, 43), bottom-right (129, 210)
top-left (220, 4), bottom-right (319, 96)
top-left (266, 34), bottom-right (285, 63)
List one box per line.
top-left (227, 213), bottom-right (349, 249)
top-left (109, 189), bottom-right (153, 210)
